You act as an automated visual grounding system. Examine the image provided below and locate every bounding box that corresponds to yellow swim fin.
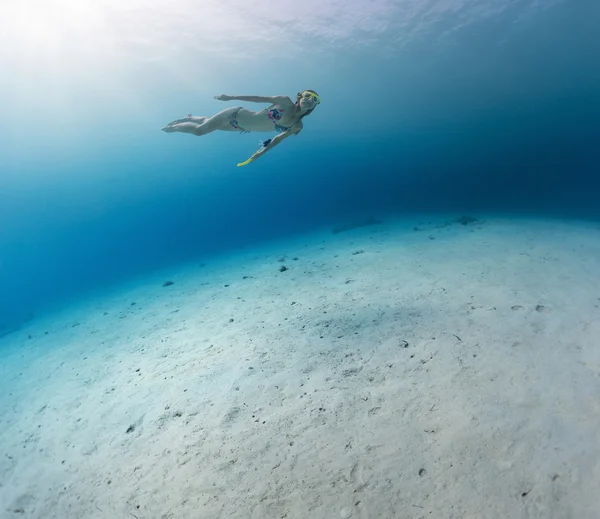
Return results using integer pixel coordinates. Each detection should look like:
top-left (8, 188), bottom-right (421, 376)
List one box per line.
top-left (237, 139), bottom-right (271, 167)
top-left (237, 150), bottom-right (261, 167)
top-left (237, 154), bottom-right (256, 167)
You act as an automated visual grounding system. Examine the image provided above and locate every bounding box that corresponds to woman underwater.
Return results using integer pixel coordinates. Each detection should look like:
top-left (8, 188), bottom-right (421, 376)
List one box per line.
top-left (162, 90), bottom-right (321, 166)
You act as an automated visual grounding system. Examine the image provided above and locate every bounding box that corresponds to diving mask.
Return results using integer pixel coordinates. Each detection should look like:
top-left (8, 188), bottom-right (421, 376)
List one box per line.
top-left (299, 91), bottom-right (321, 105)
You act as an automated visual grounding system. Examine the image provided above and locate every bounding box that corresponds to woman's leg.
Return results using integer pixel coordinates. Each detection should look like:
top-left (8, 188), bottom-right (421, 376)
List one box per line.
top-left (165, 114), bottom-right (207, 125)
top-left (161, 115), bottom-right (207, 133)
top-left (162, 107), bottom-right (243, 135)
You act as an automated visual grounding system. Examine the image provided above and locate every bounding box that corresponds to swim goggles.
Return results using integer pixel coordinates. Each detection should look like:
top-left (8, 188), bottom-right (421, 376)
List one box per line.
top-left (299, 91), bottom-right (321, 104)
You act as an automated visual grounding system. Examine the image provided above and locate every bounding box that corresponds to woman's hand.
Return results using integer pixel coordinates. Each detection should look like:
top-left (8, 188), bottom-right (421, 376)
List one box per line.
top-left (214, 94), bottom-right (232, 101)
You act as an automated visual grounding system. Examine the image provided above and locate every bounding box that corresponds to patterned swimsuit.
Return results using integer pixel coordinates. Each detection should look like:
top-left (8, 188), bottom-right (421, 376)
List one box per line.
top-left (229, 106), bottom-right (291, 134)
top-left (229, 108), bottom-right (249, 133)
top-left (266, 108), bottom-right (290, 133)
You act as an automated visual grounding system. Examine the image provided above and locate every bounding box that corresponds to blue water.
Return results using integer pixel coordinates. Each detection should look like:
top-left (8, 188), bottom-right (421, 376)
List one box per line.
top-left (0, 0), bottom-right (598, 333)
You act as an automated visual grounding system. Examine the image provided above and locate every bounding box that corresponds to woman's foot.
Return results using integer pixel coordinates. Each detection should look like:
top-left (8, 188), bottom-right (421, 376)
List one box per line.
top-left (161, 114), bottom-right (192, 132)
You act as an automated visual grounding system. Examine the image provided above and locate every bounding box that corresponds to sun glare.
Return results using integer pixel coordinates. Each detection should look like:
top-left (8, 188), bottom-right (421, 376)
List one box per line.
top-left (4, 1), bottom-right (108, 65)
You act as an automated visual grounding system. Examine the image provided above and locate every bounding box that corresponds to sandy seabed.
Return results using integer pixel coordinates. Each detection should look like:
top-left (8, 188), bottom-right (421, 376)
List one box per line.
top-left (1, 216), bottom-right (599, 519)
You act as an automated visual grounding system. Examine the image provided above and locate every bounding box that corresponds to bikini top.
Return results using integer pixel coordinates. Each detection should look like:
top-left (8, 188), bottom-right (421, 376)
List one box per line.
top-left (266, 108), bottom-right (291, 133)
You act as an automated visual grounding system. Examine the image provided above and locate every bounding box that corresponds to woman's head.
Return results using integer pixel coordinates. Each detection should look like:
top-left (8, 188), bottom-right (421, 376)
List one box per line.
top-left (297, 90), bottom-right (321, 117)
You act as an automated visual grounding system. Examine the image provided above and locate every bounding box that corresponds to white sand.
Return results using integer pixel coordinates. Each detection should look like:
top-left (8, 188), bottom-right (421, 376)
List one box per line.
top-left (1, 216), bottom-right (599, 519)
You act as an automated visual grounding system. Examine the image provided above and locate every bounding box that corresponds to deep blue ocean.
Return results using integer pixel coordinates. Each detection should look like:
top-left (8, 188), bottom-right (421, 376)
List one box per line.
top-left (1, 0), bottom-right (598, 335)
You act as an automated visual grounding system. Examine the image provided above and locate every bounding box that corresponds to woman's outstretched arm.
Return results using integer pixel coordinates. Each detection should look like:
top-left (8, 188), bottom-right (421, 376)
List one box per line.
top-left (215, 94), bottom-right (291, 104)
top-left (237, 125), bottom-right (303, 166)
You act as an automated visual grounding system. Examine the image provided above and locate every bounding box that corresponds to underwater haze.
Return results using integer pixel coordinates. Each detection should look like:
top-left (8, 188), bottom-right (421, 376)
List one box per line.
top-left (0, 0), bottom-right (599, 331)
top-left (3, 2), bottom-right (600, 517)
